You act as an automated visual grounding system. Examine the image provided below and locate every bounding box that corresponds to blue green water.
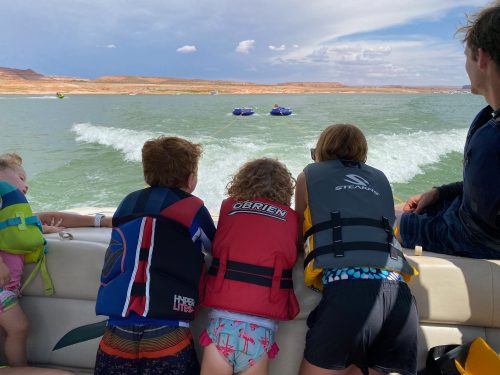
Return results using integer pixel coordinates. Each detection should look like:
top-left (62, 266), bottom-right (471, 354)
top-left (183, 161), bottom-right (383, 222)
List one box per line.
top-left (0, 93), bottom-right (485, 213)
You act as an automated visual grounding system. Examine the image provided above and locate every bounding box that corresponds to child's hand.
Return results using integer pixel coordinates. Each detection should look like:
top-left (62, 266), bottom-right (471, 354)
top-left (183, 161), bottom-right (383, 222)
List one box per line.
top-left (0, 260), bottom-right (11, 287)
top-left (42, 217), bottom-right (66, 234)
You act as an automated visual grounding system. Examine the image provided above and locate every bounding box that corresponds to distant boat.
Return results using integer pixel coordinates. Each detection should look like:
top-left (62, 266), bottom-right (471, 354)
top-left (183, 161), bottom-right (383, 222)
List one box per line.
top-left (270, 106), bottom-right (292, 116)
top-left (210, 90), bottom-right (219, 95)
top-left (232, 107), bottom-right (255, 116)
top-left (128, 93), bottom-right (137, 96)
top-left (56, 92), bottom-right (64, 99)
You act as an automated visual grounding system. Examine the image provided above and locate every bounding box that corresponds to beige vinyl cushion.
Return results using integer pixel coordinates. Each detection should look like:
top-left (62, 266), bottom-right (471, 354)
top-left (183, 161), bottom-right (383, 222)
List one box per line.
top-left (12, 228), bottom-right (500, 373)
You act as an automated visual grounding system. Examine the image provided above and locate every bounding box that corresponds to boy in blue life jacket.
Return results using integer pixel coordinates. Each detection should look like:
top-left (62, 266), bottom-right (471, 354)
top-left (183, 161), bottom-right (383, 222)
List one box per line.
top-left (93, 136), bottom-right (216, 375)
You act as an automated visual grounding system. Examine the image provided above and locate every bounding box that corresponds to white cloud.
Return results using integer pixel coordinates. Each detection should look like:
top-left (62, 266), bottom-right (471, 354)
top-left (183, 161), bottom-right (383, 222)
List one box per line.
top-left (236, 40), bottom-right (255, 54)
top-left (176, 45), bottom-right (197, 53)
top-left (1, 0), bottom-right (487, 84)
top-left (271, 37), bottom-right (469, 85)
top-left (269, 44), bottom-right (286, 51)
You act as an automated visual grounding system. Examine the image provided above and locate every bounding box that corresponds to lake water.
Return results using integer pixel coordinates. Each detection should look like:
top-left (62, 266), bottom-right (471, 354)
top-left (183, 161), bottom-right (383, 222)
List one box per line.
top-left (0, 93), bottom-right (485, 214)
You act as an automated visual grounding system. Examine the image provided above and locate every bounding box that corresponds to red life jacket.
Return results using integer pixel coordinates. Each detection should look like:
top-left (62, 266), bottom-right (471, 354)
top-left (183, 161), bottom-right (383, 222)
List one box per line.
top-left (203, 197), bottom-right (300, 320)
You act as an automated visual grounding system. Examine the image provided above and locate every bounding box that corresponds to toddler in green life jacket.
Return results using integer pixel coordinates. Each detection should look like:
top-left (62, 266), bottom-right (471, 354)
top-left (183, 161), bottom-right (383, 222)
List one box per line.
top-left (0, 152), bottom-right (111, 367)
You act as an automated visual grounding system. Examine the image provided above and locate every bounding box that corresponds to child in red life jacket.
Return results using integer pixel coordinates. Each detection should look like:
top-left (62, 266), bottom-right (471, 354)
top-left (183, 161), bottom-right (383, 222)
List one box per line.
top-left (94, 136), bottom-right (216, 375)
top-left (200, 157), bottom-right (300, 375)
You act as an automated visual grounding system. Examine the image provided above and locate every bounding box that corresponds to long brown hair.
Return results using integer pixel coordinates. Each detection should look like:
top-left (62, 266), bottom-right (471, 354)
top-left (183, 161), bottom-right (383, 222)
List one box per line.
top-left (314, 124), bottom-right (368, 163)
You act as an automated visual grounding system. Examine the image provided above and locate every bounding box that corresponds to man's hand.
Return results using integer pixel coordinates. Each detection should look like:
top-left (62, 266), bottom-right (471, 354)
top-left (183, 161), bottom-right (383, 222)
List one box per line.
top-left (403, 188), bottom-right (439, 214)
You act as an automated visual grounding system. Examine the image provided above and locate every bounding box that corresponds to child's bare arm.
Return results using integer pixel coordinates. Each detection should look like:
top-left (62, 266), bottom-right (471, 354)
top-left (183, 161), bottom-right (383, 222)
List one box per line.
top-left (37, 212), bottom-right (112, 233)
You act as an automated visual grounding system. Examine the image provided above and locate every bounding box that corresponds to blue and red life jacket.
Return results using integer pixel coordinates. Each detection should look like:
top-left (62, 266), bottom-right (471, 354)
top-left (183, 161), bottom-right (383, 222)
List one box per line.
top-left (95, 187), bottom-right (205, 322)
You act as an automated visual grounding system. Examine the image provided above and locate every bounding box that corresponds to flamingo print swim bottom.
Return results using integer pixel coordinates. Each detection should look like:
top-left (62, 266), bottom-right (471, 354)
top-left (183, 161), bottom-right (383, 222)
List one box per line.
top-left (200, 317), bottom-right (279, 373)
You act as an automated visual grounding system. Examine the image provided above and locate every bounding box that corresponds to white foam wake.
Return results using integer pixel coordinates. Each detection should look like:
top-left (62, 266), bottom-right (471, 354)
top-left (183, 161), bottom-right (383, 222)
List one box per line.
top-left (26, 95), bottom-right (60, 99)
top-left (72, 123), bottom-right (157, 161)
top-left (368, 128), bottom-right (467, 184)
top-left (72, 122), bottom-right (468, 212)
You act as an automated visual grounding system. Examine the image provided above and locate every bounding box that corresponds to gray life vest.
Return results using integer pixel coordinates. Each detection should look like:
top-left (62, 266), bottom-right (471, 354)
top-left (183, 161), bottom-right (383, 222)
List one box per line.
top-left (303, 159), bottom-right (415, 276)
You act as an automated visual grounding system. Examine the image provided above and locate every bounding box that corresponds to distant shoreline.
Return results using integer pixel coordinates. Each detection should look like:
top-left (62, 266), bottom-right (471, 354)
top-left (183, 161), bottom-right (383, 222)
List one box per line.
top-left (0, 84), bottom-right (470, 95)
top-left (0, 67), bottom-right (470, 95)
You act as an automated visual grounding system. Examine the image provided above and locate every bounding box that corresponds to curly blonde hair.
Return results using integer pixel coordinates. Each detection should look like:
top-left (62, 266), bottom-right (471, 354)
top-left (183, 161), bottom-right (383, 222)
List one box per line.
top-left (314, 124), bottom-right (367, 163)
top-left (0, 152), bottom-right (23, 171)
top-left (226, 158), bottom-right (295, 206)
top-left (142, 136), bottom-right (202, 188)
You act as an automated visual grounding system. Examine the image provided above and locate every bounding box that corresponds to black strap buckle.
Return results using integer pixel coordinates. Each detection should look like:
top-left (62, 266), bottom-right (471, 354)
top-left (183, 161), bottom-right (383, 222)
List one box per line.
top-left (331, 211), bottom-right (344, 257)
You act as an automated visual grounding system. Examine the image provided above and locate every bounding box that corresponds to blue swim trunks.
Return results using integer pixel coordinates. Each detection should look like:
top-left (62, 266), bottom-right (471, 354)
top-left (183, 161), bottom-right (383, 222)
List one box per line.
top-left (400, 197), bottom-right (500, 259)
top-left (200, 316), bottom-right (278, 373)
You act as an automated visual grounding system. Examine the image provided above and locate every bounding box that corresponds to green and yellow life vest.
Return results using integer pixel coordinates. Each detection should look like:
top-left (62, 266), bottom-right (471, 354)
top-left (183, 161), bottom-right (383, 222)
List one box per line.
top-left (0, 181), bottom-right (53, 295)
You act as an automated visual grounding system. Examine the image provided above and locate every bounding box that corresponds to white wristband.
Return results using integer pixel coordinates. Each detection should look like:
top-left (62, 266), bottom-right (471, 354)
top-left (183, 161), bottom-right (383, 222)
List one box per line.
top-left (94, 213), bottom-right (105, 227)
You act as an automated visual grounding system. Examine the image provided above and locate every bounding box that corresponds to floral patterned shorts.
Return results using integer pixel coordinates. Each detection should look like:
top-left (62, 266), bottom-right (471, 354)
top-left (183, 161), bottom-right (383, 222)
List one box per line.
top-left (200, 317), bottom-right (279, 373)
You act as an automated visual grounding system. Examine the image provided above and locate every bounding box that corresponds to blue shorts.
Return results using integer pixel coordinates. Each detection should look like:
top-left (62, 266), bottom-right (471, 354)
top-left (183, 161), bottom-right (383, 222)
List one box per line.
top-left (200, 317), bottom-right (278, 373)
top-left (400, 197), bottom-right (500, 259)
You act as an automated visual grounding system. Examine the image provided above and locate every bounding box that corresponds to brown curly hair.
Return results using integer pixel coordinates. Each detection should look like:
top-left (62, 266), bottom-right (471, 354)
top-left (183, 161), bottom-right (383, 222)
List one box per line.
top-left (314, 124), bottom-right (368, 163)
top-left (458, 4), bottom-right (500, 69)
top-left (142, 136), bottom-right (202, 188)
top-left (226, 158), bottom-right (295, 206)
top-left (0, 152), bottom-right (23, 171)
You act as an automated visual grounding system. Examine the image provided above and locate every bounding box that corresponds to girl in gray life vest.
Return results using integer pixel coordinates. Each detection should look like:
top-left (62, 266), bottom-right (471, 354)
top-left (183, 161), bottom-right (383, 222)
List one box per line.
top-left (295, 124), bottom-right (418, 375)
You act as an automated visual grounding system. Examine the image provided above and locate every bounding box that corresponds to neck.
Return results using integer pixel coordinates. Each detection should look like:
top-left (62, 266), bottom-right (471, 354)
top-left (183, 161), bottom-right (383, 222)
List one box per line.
top-left (484, 70), bottom-right (500, 111)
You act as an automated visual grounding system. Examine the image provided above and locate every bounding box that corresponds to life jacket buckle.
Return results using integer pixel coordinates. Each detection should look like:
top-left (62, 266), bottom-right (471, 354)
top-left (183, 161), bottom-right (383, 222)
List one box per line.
top-left (333, 240), bottom-right (344, 257)
top-left (331, 211), bottom-right (344, 257)
top-left (12, 214), bottom-right (26, 230)
top-left (388, 243), bottom-right (398, 260)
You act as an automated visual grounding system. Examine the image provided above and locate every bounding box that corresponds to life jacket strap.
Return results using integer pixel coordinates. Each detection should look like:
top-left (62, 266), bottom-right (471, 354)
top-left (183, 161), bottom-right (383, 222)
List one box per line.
top-left (381, 216), bottom-right (398, 260)
top-left (303, 241), bottom-right (404, 270)
top-left (20, 242), bottom-right (54, 296)
top-left (331, 211), bottom-right (343, 257)
top-left (0, 214), bottom-right (40, 230)
top-left (304, 215), bottom-right (389, 240)
top-left (208, 258), bottom-right (293, 289)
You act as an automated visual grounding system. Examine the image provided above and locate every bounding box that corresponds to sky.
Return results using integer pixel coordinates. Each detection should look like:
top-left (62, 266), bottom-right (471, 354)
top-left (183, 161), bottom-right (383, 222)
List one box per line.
top-left (0, 0), bottom-right (495, 86)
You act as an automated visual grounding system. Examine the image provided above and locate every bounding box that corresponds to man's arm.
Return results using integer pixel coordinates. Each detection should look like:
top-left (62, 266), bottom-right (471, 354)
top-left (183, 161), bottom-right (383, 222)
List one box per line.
top-left (435, 181), bottom-right (463, 201)
top-left (402, 181), bottom-right (463, 214)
